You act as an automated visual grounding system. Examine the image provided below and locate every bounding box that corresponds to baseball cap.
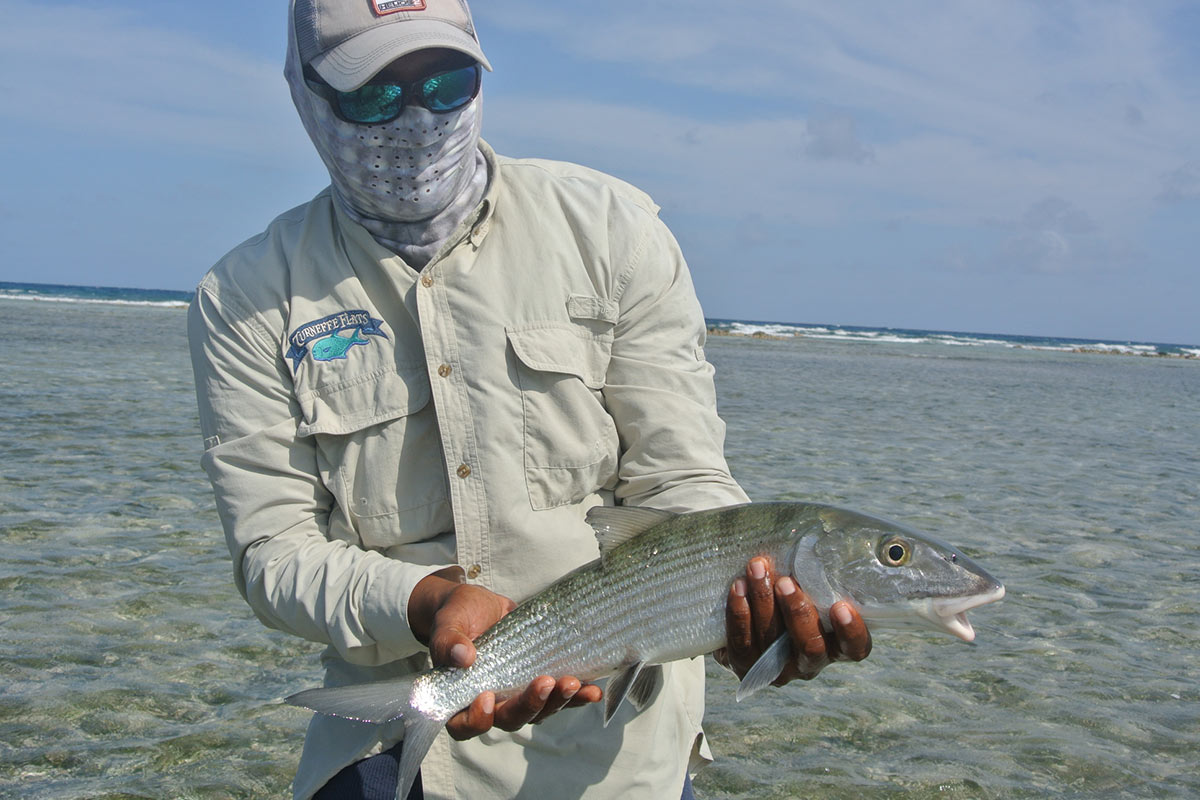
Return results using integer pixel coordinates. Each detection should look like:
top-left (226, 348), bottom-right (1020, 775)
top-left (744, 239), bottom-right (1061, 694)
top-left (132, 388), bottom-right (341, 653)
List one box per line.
top-left (294, 0), bottom-right (492, 92)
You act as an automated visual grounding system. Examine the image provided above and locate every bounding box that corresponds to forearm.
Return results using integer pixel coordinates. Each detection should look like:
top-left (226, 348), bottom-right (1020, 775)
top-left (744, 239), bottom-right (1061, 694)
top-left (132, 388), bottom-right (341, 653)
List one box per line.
top-left (191, 285), bottom-right (451, 666)
top-left (203, 423), bottom-right (453, 665)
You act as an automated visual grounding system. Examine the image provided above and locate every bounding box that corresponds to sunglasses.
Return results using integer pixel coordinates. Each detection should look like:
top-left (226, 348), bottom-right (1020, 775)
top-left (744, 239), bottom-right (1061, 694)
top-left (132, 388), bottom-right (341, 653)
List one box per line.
top-left (306, 63), bottom-right (481, 125)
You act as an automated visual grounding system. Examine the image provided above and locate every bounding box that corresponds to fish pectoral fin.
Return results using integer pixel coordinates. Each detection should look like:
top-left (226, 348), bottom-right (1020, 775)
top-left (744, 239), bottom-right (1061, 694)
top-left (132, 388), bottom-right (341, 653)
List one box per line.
top-left (603, 660), bottom-right (649, 726)
top-left (586, 506), bottom-right (676, 554)
top-left (735, 634), bottom-right (792, 702)
top-left (285, 677), bottom-right (413, 724)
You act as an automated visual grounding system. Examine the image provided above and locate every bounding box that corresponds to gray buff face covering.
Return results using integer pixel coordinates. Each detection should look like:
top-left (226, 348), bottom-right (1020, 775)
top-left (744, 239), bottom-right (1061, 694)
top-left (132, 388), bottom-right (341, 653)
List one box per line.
top-left (286, 35), bottom-right (487, 267)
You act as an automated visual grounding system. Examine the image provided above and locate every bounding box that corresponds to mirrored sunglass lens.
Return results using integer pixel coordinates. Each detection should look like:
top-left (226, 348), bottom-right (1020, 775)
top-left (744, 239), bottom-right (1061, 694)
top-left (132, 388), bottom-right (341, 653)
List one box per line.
top-left (338, 84), bottom-right (404, 123)
top-left (422, 66), bottom-right (478, 112)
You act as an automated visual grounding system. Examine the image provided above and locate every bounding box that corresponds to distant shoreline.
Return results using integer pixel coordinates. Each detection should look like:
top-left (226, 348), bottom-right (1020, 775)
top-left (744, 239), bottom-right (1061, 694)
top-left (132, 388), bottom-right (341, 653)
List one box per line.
top-left (706, 326), bottom-right (1199, 360)
top-left (1017, 345), bottom-right (1197, 360)
top-left (2, 281), bottom-right (1195, 359)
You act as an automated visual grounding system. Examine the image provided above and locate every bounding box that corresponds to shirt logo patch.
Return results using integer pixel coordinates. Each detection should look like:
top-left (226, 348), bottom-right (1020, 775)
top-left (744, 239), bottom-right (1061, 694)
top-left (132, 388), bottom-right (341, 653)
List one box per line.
top-left (372, 0), bottom-right (426, 15)
top-left (287, 310), bottom-right (388, 370)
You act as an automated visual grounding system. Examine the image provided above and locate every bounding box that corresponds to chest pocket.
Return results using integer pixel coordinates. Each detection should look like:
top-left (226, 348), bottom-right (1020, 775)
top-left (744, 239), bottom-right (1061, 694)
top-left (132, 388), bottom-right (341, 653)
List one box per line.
top-left (507, 322), bottom-right (619, 510)
top-left (295, 367), bottom-right (450, 549)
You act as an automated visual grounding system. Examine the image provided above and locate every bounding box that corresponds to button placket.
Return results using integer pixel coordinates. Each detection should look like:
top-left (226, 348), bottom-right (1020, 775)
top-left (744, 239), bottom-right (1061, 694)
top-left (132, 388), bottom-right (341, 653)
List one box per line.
top-left (415, 253), bottom-right (488, 589)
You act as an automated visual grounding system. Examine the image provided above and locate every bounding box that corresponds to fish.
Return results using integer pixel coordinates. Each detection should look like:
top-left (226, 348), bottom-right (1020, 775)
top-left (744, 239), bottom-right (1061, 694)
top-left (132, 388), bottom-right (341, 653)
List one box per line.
top-left (310, 327), bottom-right (368, 361)
top-left (287, 501), bottom-right (1004, 799)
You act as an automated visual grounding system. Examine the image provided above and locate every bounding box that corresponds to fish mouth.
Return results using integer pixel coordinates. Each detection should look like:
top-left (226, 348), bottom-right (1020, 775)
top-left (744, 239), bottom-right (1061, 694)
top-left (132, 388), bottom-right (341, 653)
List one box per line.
top-left (929, 584), bottom-right (1006, 642)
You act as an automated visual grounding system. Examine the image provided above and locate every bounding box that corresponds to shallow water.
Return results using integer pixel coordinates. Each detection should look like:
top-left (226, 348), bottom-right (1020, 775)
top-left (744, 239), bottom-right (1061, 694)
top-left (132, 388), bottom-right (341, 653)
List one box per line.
top-left (1, 300), bottom-right (1197, 798)
top-left (699, 334), bottom-right (1200, 799)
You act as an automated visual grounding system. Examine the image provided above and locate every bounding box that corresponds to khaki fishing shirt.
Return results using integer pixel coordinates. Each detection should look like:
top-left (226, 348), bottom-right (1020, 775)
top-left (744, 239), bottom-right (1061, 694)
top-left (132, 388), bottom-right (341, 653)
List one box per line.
top-left (189, 141), bottom-right (748, 800)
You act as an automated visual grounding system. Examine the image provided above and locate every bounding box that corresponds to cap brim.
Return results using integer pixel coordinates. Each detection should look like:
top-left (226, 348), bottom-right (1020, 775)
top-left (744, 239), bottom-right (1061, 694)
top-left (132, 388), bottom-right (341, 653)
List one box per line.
top-left (310, 21), bottom-right (492, 91)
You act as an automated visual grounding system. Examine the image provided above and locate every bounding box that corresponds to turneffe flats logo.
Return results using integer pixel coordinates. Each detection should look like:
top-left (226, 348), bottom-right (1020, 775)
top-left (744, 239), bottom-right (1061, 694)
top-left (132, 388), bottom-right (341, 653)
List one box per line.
top-left (287, 310), bottom-right (388, 370)
top-left (372, 0), bottom-right (427, 14)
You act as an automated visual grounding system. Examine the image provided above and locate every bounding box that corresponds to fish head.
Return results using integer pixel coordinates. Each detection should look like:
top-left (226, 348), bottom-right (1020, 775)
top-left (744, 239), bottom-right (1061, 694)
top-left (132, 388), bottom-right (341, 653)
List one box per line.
top-left (311, 329), bottom-right (366, 361)
top-left (811, 507), bottom-right (1005, 642)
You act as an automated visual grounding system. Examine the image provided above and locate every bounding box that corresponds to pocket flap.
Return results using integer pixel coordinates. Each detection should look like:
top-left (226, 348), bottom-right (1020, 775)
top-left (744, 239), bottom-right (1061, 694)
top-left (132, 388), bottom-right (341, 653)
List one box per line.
top-left (507, 324), bottom-right (610, 390)
top-left (296, 367), bottom-right (431, 436)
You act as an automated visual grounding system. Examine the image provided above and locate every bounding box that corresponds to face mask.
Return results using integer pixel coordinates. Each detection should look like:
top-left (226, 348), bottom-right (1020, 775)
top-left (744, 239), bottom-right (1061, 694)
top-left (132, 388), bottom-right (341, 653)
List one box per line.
top-left (285, 30), bottom-right (487, 259)
top-left (301, 90), bottom-right (483, 223)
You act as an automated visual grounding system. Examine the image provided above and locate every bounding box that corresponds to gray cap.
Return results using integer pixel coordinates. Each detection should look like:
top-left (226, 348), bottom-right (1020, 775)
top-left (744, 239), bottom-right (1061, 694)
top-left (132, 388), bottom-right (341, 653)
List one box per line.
top-left (294, 0), bottom-right (491, 91)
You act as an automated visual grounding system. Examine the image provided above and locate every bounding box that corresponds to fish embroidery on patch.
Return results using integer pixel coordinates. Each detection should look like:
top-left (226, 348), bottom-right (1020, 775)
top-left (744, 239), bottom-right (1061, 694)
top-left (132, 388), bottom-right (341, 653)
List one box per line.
top-left (286, 310), bottom-right (388, 370)
top-left (372, 0), bottom-right (427, 14)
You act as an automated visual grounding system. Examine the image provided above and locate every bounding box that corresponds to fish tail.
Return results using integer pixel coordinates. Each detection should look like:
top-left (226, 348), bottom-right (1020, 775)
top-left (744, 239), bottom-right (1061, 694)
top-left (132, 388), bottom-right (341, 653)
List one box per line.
top-left (286, 676), bottom-right (445, 799)
top-left (396, 713), bottom-right (441, 800)
top-left (285, 676), bottom-right (416, 725)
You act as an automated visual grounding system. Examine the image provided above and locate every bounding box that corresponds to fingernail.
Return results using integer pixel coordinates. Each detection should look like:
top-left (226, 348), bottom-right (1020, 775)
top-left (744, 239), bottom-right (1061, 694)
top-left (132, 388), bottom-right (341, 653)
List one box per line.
top-left (749, 559), bottom-right (766, 580)
top-left (451, 643), bottom-right (471, 666)
top-left (481, 693), bottom-right (494, 715)
top-left (777, 577), bottom-right (796, 595)
top-left (563, 684), bottom-right (578, 700)
top-left (733, 578), bottom-right (746, 597)
top-left (538, 682), bottom-right (553, 701)
top-left (833, 603), bottom-right (853, 627)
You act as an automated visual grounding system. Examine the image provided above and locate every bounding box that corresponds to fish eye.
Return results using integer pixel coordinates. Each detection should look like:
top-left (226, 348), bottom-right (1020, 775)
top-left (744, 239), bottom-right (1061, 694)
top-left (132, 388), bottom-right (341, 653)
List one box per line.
top-left (880, 538), bottom-right (911, 567)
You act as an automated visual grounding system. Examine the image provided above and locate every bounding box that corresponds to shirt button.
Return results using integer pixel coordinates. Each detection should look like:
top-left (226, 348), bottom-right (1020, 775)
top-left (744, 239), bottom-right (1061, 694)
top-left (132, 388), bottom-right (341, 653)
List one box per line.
top-left (466, 564), bottom-right (482, 579)
top-left (469, 221), bottom-right (490, 247)
top-left (456, 464), bottom-right (472, 479)
top-left (421, 275), bottom-right (434, 288)
top-left (437, 364), bottom-right (452, 378)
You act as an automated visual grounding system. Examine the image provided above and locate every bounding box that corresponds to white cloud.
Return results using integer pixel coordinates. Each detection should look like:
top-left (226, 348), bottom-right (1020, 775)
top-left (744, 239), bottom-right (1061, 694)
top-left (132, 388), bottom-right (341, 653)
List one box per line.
top-left (478, 0), bottom-right (1198, 252)
top-left (1157, 162), bottom-right (1200, 204)
top-left (0, 0), bottom-right (307, 164)
top-left (804, 114), bottom-right (874, 164)
top-left (487, 97), bottom-right (853, 225)
top-left (988, 196), bottom-right (1137, 275)
top-left (1021, 196), bottom-right (1096, 237)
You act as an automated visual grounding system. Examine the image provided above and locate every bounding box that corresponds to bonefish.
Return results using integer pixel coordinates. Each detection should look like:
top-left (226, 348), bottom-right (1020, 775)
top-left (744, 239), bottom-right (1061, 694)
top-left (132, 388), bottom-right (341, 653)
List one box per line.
top-left (288, 502), bottom-right (1005, 799)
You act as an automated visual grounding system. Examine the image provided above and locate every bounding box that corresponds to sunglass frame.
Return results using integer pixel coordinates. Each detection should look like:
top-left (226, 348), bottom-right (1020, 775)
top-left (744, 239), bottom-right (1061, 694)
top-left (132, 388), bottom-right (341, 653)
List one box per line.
top-left (305, 63), bottom-right (481, 125)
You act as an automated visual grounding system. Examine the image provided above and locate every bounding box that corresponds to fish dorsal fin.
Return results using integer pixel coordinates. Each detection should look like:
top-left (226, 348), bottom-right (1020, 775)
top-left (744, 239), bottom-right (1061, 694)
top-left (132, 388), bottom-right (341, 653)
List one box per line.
top-left (735, 634), bottom-right (792, 702)
top-left (586, 506), bottom-right (676, 554)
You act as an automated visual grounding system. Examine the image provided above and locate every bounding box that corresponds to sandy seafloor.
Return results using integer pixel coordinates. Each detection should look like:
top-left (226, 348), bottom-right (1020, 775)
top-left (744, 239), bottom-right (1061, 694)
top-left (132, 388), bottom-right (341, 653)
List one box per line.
top-left (0, 297), bottom-right (1197, 799)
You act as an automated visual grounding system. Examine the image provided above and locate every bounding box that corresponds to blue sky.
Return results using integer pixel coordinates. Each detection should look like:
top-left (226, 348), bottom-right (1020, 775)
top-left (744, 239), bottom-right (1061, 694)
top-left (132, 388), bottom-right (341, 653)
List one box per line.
top-left (2, 1), bottom-right (1197, 344)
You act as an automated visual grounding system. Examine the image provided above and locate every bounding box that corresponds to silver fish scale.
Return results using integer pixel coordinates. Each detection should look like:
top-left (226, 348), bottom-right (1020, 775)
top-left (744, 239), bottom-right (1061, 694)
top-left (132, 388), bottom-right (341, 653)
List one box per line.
top-left (418, 504), bottom-right (817, 718)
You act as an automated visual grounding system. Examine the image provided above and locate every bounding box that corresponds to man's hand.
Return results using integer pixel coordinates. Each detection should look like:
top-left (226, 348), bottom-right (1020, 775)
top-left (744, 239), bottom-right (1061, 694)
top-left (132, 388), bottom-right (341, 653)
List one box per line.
top-left (408, 569), bottom-right (602, 740)
top-left (715, 557), bottom-right (872, 683)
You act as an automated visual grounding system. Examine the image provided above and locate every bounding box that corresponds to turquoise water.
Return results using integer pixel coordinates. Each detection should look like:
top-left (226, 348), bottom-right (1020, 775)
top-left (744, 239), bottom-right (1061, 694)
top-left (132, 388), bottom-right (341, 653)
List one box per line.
top-left (1, 296), bottom-right (1197, 798)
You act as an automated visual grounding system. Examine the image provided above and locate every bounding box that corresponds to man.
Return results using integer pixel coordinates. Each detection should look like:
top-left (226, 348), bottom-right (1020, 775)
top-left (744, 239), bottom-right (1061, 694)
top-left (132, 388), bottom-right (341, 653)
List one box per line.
top-left (189, 2), bottom-right (870, 798)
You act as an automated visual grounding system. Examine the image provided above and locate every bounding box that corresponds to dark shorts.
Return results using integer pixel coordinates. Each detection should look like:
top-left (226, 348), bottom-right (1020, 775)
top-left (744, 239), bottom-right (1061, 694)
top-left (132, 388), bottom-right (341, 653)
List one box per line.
top-left (314, 740), bottom-right (698, 799)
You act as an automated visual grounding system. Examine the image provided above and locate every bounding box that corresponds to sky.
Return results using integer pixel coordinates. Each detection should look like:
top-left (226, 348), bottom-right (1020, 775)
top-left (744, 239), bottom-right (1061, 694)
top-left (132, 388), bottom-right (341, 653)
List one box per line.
top-left (1, 0), bottom-right (1197, 344)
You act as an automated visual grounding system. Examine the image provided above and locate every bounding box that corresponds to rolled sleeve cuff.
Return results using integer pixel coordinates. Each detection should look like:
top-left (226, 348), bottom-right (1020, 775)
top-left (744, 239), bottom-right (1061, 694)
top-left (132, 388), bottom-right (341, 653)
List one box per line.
top-left (361, 559), bottom-right (458, 662)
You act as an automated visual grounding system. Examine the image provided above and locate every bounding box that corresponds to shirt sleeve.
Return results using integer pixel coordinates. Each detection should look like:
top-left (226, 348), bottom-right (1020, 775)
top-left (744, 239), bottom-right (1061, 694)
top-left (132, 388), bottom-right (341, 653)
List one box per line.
top-left (604, 208), bottom-right (750, 512)
top-left (188, 281), bottom-right (450, 666)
